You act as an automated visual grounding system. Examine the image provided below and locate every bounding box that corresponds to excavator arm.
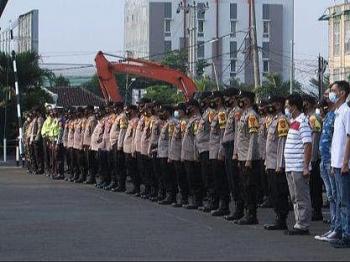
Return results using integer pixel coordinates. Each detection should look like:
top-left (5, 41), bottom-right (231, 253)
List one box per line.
top-left (95, 51), bottom-right (197, 102)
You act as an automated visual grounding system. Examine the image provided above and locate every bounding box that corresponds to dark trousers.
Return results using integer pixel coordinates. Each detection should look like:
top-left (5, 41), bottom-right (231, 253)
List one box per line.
top-left (85, 148), bottom-right (96, 181)
top-left (116, 150), bottom-right (126, 188)
top-left (142, 155), bottom-right (153, 193)
top-left (52, 143), bottom-right (64, 177)
top-left (259, 159), bottom-right (270, 203)
top-left (239, 161), bottom-right (260, 217)
top-left (34, 140), bottom-right (44, 173)
top-left (42, 138), bottom-right (50, 173)
top-left (65, 147), bottom-right (73, 178)
top-left (212, 159), bottom-right (230, 203)
top-left (223, 142), bottom-right (234, 193)
top-left (232, 159), bottom-right (243, 204)
top-left (72, 149), bottom-right (82, 179)
top-left (125, 153), bottom-right (140, 192)
top-left (160, 158), bottom-right (177, 197)
top-left (136, 152), bottom-right (144, 185)
top-left (151, 154), bottom-right (164, 197)
top-left (310, 160), bottom-right (323, 212)
top-left (77, 149), bottom-right (86, 180)
top-left (199, 151), bottom-right (213, 198)
top-left (174, 160), bottom-right (189, 201)
top-left (184, 160), bottom-right (203, 204)
top-left (97, 150), bottom-right (108, 184)
top-left (268, 169), bottom-right (290, 220)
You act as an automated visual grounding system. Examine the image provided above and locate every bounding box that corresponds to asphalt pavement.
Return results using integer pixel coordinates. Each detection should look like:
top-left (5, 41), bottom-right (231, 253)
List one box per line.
top-left (0, 168), bottom-right (349, 261)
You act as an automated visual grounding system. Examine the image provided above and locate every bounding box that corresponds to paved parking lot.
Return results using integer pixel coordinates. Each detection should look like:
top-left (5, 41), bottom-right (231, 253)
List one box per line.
top-left (0, 168), bottom-right (349, 261)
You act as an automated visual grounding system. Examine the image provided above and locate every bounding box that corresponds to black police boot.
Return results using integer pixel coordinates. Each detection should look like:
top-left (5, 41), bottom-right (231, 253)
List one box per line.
top-left (211, 200), bottom-right (230, 217)
top-left (224, 201), bottom-right (245, 221)
top-left (159, 193), bottom-right (176, 205)
top-left (112, 185), bottom-right (126, 192)
top-left (198, 196), bottom-right (219, 213)
top-left (234, 209), bottom-right (259, 225)
top-left (259, 197), bottom-right (272, 208)
top-left (183, 196), bottom-right (199, 210)
top-left (74, 173), bottom-right (86, 184)
top-left (104, 179), bottom-right (117, 191)
top-left (84, 174), bottom-right (96, 185)
top-left (141, 186), bottom-right (151, 199)
top-left (264, 216), bottom-right (288, 231)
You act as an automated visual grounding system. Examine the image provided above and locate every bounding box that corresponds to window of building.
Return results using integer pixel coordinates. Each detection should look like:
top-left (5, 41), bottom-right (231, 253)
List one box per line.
top-left (198, 41), bottom-right (205, 59)
top-left (345, 19), bottom-right (350, 54)
top-left (165, 19), bottom-right (171, 37)
top-left (231, 60), bottom-right (237, 73)
top-left (165, 41), bottom-right (172, 53)
top-left (333, 68), bottom-right (340, 81)
top-left (230, 41), bottom-right (237, 58)
top-left (164, 3), bottom-right (172, 19)
top-left (230, 73), bottom-right (237, 81)
top-left (263, 20), bottom-right (270, 38)
top-left (262, 42), bottom-right (270, 59)
top-left (263, 60), bottom-right (269, 74)
top-left (231, 20), bottom-right (237, 38)
top-left (334, 20), bottom-right (340, 57)
top-left (230, 3), bottom-right (237, 20)
top-left (230, 3), bottom-right (237, 38)
top-left (263, 4), bottom-right (270, 20)
top-left (198, 20), bottom-right (204, 37)
top-left (197, 2), bottom-right (206, 19)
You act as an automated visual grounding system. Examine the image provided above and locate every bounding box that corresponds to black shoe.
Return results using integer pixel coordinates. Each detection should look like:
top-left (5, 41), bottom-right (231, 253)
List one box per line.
top-left (53, 175), bottom-right (65, 180)
top-left (74, 178), bottom-right (84, 184)
top-left (259, 199), bottom-right (272, 208)
top-left (284, 228), bottom-right (309, 236)
top-left (264, 222), bottom-right (288, 231)
top-left (112, 186), bottom-right (126, 193)
top-left (224, 212), bottom-right (244, 221)
top-left (234, 216), bottom-right (259, 225)
top-left (127, 190), bottom-right (138, 195)
top-left (134, 192), bottom-right (141, 197)
top-left (159, 195), bottom-right (176, 205)
top-left (211, 209), bottom-right (230, 217)
top-left (183, 204), bottom-right (198, 210)
top-left (312, 210), bottom-right (323, 221)
top-left (85, 179), bottom-right (96, 185)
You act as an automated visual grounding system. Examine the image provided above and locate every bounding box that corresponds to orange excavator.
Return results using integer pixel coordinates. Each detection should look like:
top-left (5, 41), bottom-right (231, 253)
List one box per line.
top-left (95, 51), bottom-right (197, 102)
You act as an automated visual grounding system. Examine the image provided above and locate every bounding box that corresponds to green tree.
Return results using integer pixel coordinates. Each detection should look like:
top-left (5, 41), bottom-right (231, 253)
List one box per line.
top-left (255, 73), bottom-right (305, 99)
top-left (143, 85), bottom-right (185, 104)
top-left (53, 74), bottom-right (70, 87)
top-left (161, 49), bottom-right (188, 74)
top-left (0, 51), bottom-right (53, 141)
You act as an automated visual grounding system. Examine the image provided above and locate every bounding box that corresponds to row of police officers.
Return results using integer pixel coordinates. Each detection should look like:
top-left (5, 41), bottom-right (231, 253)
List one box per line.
top-left (23, 88), bottom-right (324, 231)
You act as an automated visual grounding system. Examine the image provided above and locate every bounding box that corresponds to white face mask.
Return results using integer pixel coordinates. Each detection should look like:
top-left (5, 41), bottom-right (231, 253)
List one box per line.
top-left (329, 92), bottom-right (339, 104)
top-left (173, 110), bottom-right (180, 119)
top-left (285, 108), bottom-right (291, 118)
top-left (315, 108), bottom-right (321, 116)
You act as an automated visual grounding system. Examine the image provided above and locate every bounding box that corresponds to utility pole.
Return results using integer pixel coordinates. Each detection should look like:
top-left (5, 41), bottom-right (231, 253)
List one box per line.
top-left (290, 40), bottom-right (294, 94)
top-left (250, 0), bottom-right (260, 91)
top-left (12, 51), bottom-right (24, 161)
top-left (318, 54), bottom-right (328, 99)
top-left (290, 0), bottom-right (295, 94)
top-left (177, 1), bottom-right (209, 79)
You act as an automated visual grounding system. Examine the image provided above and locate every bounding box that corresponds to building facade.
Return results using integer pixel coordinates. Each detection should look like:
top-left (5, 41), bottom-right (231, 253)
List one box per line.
top-left (124, 0), bottom-right (294, 85)
top-left (323, 2), bottom-right (350, 83)
top-left (0, 9), bottom-right (39, 54)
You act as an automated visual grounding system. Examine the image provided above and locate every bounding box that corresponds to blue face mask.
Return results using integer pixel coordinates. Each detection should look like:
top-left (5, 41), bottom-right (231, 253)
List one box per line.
top-left (329, 92), bottom-right (339, 104)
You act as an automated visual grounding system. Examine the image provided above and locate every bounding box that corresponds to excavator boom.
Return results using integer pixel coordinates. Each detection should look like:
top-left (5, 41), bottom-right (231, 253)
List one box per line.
top-left (95, 51), bottom-right (197, 102)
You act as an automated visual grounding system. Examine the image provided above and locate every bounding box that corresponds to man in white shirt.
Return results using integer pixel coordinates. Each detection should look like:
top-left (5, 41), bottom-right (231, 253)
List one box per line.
top-left (330, 80), bottom-right (350, 248)
top-left (284, 93), bottom-right (312, 235)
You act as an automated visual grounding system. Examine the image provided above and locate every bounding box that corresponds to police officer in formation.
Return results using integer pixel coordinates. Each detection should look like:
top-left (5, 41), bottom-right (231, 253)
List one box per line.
top-left (24, 87), bottom-right (332, 234)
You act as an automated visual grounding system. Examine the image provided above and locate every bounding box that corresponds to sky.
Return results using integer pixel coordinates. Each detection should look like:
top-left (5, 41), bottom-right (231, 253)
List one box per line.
top-left (0, 0), bottom-right (335, 79)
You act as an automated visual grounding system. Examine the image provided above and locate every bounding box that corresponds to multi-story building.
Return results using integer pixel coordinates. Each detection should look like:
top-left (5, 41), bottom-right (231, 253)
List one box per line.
top-left (321, 2), bottom-right (350, 83)
top-left (124, 0), bottom-right (294, 85)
